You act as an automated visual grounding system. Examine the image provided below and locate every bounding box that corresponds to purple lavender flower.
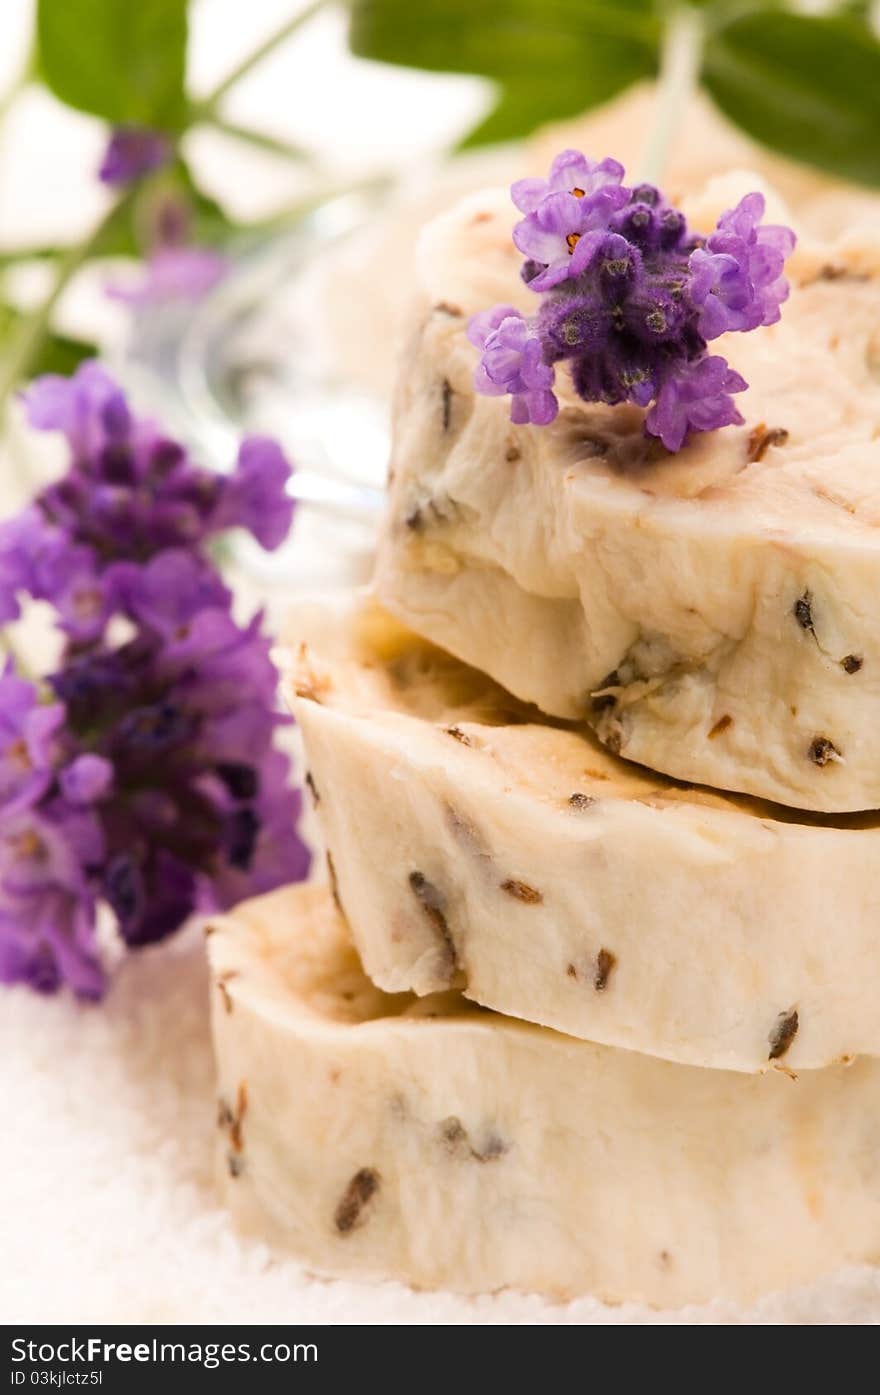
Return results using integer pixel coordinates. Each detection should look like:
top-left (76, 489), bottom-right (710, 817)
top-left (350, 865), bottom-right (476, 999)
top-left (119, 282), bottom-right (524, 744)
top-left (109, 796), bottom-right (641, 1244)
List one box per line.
top-left (107, 247), bottom-right (228, 308)
top-left (689, 193), bottom-right (796, 340)
top-left (538, 287), bottom-right (612, 362)
top-left (19, 362), bottom-right (294, 567)
top-left (513, 186), bottom-right (630, 292)
top-left (471, 151), bottom-right (795, 451)
top-left (467, 307), bottom-right (558, 426)
top-left (0, 807), bottom-right (105, 1000)
top-left (0, 510), bottom-right (54, 623)
top-left (57, 604), bottom-right (307, 949)
top-left (511, 150), bottom-right (625, 215)
top-left (208, 437), bottom-right (295, 551)
top-left (210, 747), bottom-right (310, 909)
top-left (24, 361), bottom-right (123, 459)
top-left (646, 356), bottom-right (747, 453)
top-left (59, 755), bottom-right (114, 806)
top-left (0, 365), bottom-right (309, 999)
top-left (0, 670), bottom-right (65, 816)
top-left (98, 126), bottom-right (172, 186)
top-left (0, 888), bottom-right (105, 999)
top-left (151, 193), bottom-right (193, 249)
top-left (609, 183), bottom-right (690, 254)
top-left (98, 144), bottom-right (227, 311)
top-left (108, 550), bottom-right (231, 639)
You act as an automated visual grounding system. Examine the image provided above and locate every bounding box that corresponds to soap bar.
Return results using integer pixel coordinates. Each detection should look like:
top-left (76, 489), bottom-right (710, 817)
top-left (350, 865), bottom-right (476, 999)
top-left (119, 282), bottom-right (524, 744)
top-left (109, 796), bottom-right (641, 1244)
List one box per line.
top-left (210, 881), bottom-right (880, 1307)
top-left (374, 186), bottom-right (880, 812)
top-left (285, 594), bottom-right (880, 1073)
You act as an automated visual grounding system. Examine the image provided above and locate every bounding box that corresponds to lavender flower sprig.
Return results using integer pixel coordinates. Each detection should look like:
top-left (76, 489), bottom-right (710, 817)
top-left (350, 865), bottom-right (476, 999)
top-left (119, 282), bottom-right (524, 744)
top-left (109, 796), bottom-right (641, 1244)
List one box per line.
top-left (470, 151), bottom-right (796, 451)
top-left (96, 125), bottom-right (230, 308)
top-left (98, 127), bottom-right (172, 186)
top-left (0, 362), bottom-right (310, 999)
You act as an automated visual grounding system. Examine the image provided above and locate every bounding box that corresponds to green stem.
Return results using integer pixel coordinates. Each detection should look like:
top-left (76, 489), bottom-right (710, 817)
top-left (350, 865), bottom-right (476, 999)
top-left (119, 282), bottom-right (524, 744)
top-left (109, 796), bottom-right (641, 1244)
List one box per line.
top-left (0, 246), bottom-right (65, 269)
top-left (237, 171), bottom-right (393, 236)
top-left (0, 190), bottom-right (135, 407)
top-left (197, 0), bottom-right (329, 113)
top-left (638, 5), bottom-right (705, 185)
top-left (202, 113), bottom-right (312, 164)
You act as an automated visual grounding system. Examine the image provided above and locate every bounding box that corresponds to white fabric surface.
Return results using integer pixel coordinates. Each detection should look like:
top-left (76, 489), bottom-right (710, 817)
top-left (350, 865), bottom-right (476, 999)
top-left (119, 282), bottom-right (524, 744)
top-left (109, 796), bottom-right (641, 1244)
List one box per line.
top-left (5, 920), bottom-right (880, 1326)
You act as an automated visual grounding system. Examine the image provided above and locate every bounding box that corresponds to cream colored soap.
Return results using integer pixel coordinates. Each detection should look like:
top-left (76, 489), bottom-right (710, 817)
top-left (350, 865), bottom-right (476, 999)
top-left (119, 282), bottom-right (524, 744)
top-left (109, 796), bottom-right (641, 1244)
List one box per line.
top-left (283, 593), bottom-right (880, 1073)
top-left (210, 881), bottom-right (880, 1307)
top-left (374, 186), bottom-right (880, 812)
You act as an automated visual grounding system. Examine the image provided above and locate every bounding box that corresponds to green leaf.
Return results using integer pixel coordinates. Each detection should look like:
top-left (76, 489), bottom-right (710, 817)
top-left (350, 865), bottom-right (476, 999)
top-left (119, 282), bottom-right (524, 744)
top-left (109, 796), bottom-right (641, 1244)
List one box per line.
top-left (705, 11), bottom-right (880, 188)
top-left (834, 1), bottom-right (873, 16)
top-left (0, 301), bottom-right (95, 377)
top-left (30, 330), bottom-right (97, 377)
top-left (350, 0), bottom-right (659, 72)
top-left (36, 0), bottom-right (188, 129)
top-left (459, 73), bottom-right (639, 149)
top-left (348, 0), bottom-right (658, 144)
top-left (172, 160), bottom-right (239, 245)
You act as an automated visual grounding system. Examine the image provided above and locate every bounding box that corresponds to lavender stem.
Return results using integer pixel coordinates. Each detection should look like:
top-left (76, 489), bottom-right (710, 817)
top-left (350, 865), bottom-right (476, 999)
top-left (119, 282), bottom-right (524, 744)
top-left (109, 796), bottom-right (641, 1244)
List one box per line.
top-left (638, 5), bottom-right (705, 187)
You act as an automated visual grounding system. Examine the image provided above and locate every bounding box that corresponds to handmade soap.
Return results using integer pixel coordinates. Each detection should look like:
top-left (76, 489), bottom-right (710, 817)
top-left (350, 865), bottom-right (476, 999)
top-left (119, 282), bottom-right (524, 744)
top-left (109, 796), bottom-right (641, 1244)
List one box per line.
top-left (284, 594), bottom-right (880, 1073)
top-left (210, 882), bottom-right (880, 1307)
top-left (375, 186), bottom-right (880, 811)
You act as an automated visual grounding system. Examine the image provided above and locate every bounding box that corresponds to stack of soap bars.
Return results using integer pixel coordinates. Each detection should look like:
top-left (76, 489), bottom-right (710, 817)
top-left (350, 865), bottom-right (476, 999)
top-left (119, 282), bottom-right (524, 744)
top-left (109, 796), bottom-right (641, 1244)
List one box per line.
top-left (209, 167), bottom-right (880, 1308)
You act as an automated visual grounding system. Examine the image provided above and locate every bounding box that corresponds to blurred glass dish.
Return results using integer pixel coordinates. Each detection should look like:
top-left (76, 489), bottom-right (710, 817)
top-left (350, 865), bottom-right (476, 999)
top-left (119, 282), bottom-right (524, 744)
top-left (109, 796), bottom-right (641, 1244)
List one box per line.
top-left (115, 189), bottom-right (391, 590)
top-left (114, 150), bottom-right (520, 589)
